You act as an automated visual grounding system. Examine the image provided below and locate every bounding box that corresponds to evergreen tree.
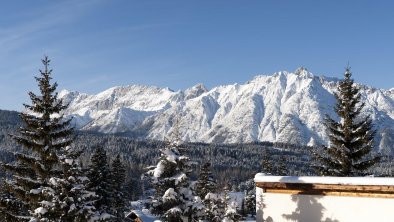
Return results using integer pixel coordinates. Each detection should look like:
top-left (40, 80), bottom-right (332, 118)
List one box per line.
top-left (87, 146), bottom-right (113, 219)
top-left (147, 140), bottom-right (195, 222)
top-left (185, 194), bottom-right (205, 222)
top-left (110, 154), bottom-right (127, 220)
top-left (261, 148), bottom-right (273, 174)
top-left (0, 57), bottom-right (74, 219)
top-left (193, 161), bottom-right (217, 221)
top-left (223, 201), bottom-right (241, 222)
top-left (244, 191), bottom-right (255, 218)
top-left (204, 192), bottom-right (224, 222)
top-left (314, 67), bottom-right (380, 176)
top-left (32, 147), bottom-right (98, 221)
top-left (223, 184), bottom-right (241, 222)
top-left (195, 162), bottom-right (216, 200)
top-left (243, 179), bottom-right (256, 218)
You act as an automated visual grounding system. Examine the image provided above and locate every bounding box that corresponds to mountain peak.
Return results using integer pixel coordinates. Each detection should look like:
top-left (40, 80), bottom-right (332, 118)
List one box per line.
top-left (193, 83), bottom-right (207, 90)
top-left (184, 83), bottom-right (208, 100)
top-left (295, 66), bottom-right (308, 74)
top-left (294, 67), bottom-right (314, 78)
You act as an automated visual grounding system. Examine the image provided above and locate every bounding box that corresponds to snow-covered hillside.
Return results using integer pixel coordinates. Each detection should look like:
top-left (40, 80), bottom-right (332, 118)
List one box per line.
top-left (59, 68), bottom-right (394, 152)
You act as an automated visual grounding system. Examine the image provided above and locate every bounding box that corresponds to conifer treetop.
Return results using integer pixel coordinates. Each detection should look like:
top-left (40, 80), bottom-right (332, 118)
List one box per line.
top-left (13, 56), bottom-right (74, 174)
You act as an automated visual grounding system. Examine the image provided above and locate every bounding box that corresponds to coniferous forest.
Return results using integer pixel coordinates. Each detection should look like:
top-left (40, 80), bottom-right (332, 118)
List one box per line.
top-left (0, 58), bottom-right (391, 221)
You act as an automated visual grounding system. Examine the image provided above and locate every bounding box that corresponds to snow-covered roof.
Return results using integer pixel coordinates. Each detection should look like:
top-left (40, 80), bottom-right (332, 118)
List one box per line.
top-left (254, 173), bottom-right (394, 186)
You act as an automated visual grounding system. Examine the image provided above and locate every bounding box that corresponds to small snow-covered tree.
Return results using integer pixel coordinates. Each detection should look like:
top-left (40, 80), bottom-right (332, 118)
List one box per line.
top-left (204, 192), bottom-right (224, 222)
top-left (162, 206), bottom-right (183, 222)
top-left (187, 195), bottom-right (206, 221)
top-left (110, 154), bottom-right (127, 220)
top-left (242, 179), bottom-right (256, 218)
top-left (223, 201), bottom-right (240, 222)
top-left (147, 140), bottom-right (195, 222)
top-left (195, 162), bottom-right (216, 200)
top-left (0, 57), bottom-right (74, 219)
top-left (223, 185), bottom-right (241, 222)
top-left (192, 161), bottom-right (217, 221)
top-left (87, 146), bottom-right (113, 219)
top-left (244, 191), bottom-right (255, 218)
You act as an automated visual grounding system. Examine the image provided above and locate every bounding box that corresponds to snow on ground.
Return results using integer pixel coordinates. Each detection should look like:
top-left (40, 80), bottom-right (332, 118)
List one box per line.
top-left (228, 191), bottom-right (244, 207)
top-left (228, 192), bottom-right (256, 222)
top-left (130, 193), bottom-right (257, 222)
top-left (129, 200), bottom-right (158, 222)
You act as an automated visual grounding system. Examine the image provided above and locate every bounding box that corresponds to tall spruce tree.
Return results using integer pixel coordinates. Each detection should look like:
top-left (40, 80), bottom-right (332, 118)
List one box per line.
top-left (0, 57), bottom-right (74, 220)
top-left (314, 67), bottom-right (380, 176)
top-left (110, 154), bottom-right (127, 220)
top-left (87, 146), bottom-right (113, 219)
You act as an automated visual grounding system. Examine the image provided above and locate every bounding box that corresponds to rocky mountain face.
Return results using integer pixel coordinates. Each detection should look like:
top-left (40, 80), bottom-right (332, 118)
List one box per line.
top-left (59, 68), bottom-right (394, 154)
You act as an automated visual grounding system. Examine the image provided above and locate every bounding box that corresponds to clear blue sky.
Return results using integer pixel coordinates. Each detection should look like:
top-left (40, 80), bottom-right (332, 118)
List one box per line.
top-left (1, 0), bottom-right (394, 111)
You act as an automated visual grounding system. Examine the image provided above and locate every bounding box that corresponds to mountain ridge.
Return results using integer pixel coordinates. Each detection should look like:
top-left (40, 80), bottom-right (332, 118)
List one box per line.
top-left (58, 69), bottom-right (394, 154)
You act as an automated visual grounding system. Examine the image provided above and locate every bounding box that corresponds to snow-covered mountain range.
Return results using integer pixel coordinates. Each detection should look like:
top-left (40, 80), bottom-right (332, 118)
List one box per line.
top-left (59, 68), bottom-right (394, 153)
